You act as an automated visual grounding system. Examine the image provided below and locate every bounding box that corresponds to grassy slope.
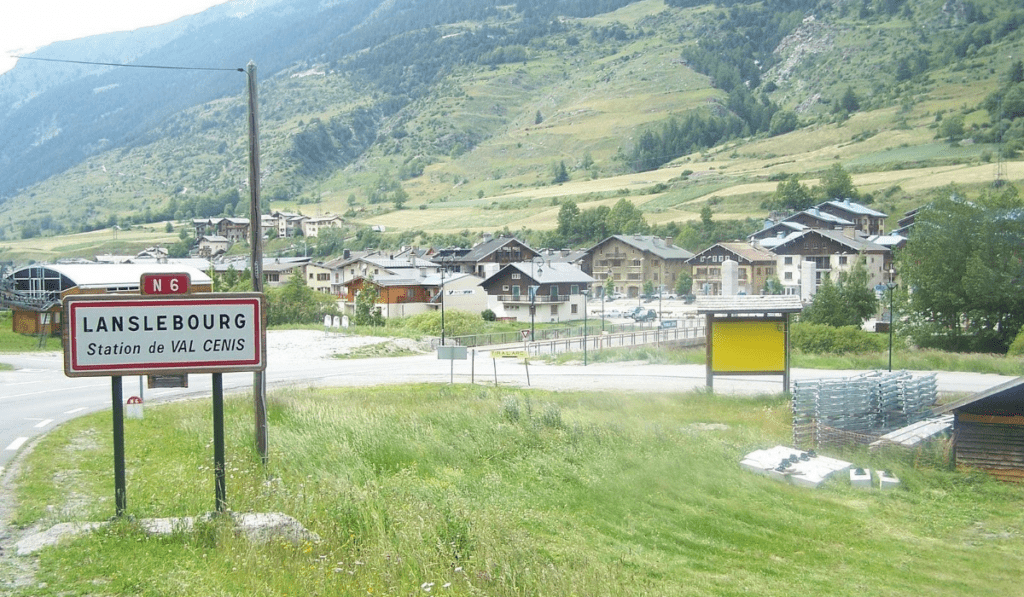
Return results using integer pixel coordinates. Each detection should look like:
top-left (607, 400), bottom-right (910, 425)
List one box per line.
top-left (7, 384), bottom-right (1024, 596)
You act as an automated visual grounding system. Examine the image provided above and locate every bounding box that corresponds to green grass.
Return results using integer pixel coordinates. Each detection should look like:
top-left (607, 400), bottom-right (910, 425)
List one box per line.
top-left (6, 384), bottom-right (1024, 596)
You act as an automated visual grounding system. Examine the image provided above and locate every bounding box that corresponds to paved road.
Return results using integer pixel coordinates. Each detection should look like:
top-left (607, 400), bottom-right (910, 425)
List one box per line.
top-left (1, 330), bottom-right (1016, 472)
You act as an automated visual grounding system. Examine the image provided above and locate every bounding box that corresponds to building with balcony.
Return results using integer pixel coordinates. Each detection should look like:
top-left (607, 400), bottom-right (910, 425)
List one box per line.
top-left (442, 235), bottom-right (541, 278)
top-left (480, 261), bottom-right (595, 324)
top-left (582, 235), bottom-right (694, 298)
top-left (816, 199), bottom-right (888, 236)
top-left (771, 229), bottom-right (889, 296)
top-left (687, 242), bottom-right (777, 296)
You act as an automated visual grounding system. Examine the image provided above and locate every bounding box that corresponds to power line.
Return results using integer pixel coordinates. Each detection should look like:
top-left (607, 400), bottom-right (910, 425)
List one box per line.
top-left (10, 54), bottom-right (243, 73)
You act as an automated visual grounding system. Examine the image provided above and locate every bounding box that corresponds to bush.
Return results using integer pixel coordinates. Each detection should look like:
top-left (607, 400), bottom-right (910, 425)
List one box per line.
top-left (791, 323), bottom-right (887, 355)
top-left (1008, 327), bottom-right (1024, 357)
top-left (481, 309), bottom-right (496, 321)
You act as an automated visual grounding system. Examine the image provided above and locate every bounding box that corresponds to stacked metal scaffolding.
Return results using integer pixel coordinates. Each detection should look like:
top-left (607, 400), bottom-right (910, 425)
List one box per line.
top-left (792, 371), bottom-right (938, 449)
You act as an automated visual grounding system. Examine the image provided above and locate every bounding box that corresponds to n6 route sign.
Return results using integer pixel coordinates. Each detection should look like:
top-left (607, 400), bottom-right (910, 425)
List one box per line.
top-left (62, 293), bottom-right (267, 377)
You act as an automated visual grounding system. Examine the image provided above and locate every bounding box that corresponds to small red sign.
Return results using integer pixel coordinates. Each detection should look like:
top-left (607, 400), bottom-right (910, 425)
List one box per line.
top-left (141, 273), bottom-right (190, 295)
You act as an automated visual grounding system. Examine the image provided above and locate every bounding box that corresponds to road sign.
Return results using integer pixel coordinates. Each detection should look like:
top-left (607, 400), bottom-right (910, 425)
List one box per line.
top-left (521, 329), bottom-right (531, 341)
top-left (140, 272), bottom-right (191, 295)
top-left (492, 350), bottom-right (527, 359)
top-left (62, 293), bottom-right (266, 377)
top-left (437, 346), bottom-right (468, 360)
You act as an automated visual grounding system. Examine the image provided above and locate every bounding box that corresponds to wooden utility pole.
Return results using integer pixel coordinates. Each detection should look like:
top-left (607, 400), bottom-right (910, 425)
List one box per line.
top-left (246, 61), bottom-right (268, 463)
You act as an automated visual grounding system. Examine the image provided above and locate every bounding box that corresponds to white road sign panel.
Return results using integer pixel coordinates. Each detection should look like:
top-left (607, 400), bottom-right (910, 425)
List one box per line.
top-left (63, 293), bottom-right (266, 377)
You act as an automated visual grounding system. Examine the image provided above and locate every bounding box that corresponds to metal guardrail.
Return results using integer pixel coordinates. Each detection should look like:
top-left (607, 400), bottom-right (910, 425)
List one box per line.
top-left (525, 319), bottom-right (706, 356)
top-left (446, 317), bottom-right (706, 350)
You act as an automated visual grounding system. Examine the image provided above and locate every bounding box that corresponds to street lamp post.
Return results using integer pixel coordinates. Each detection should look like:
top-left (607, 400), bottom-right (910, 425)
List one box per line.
top-left (582, 290), bottom-right (590, 366)
top-left (887, 267), bottom-right (897, 372)
top-left (530, 256), bottom-right (544, 342)
top-left (440, 255), bottom-right (454, 346)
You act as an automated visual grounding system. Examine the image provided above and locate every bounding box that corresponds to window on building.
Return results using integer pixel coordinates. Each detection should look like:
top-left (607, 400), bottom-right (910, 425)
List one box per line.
top-left (512, 273), bottom-right (521, 279)
top-left (784, 257), bottom-right (793, 265)
top-left (550, 305), bottom-right (558, 315)
top-left (839, 256), bottom-right (848, 265)
top-left (571, 304), bottom-right (578, 314)
top-left (571, 285), bottom-right (579, 294)
top-left (784, 272), bottom-right (793, 280)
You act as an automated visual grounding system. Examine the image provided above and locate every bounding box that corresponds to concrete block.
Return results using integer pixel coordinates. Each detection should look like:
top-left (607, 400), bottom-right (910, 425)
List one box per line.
top-left (850, 468), bottom-right (872, 488)
top-left (877, 470), bottom-right (900, 491)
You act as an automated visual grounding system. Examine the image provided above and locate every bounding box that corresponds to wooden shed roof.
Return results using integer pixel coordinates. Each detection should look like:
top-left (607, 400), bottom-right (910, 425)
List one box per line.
top-left (934, 377), bottom-right (1024, 417)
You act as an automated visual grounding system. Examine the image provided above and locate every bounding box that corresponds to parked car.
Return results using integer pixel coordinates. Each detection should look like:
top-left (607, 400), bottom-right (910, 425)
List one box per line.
top-left (624, 306), bottom-right (645, 319)
top-left (634, 308), bottom-right (658, 322)
top-left (604, 309), bottom-right (623, 319)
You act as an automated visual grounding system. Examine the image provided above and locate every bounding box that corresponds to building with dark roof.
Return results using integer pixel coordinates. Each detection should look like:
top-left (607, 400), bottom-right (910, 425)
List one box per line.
top-left (480, 261), bottom-right (595, 324)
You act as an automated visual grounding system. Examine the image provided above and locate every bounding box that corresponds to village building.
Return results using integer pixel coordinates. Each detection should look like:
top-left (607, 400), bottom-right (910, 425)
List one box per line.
top-left (770, 228), bottom-right (889, 296)
top-left (687, 242), bottom-right (777, 296)
top-left (443, 235), bottom-right (540, 278)
top-left (479, 261), bottom-right (595, 324)
top-left (581, 235), bottom-right (694, 298)
top-left (815, 199), bottom-right (888, 236)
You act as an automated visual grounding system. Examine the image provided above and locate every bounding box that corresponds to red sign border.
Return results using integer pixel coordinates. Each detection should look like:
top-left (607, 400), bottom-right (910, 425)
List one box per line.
top-left (62, 293), bottom-right (267, 377)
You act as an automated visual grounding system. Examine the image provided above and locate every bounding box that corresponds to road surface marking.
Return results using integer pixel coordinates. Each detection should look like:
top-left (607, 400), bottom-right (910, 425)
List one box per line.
top-left (64, 407), bottom-right (88, 415)
top-left (5, 437), bottom-right (28, 451)
top-left (34, 419), bottom-right (54, 428)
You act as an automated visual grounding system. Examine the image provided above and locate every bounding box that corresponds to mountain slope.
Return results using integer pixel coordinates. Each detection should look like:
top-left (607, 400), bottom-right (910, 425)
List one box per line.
top-left (0, 0), bottom-right (1022, 250)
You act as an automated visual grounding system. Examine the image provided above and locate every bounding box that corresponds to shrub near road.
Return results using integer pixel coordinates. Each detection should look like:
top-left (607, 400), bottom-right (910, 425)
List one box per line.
top-left (6, 384), bottom-right (1024, 596)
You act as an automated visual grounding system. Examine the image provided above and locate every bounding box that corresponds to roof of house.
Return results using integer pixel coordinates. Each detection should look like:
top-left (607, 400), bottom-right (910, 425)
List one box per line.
top-left (263, 258), bottom-right (311, 273)
top-left (688, 242), bottom-right (776, 264)
top-left (772, 228), bottom-right (889, 253)
top-left (460, 236), bottom-right (537, 262)
top-left (360, 271), bottom-right (477, 288)
top-left (818, 199), bottom-right (888, 218)
top-left (862, 234), bottom-right (908, 250)
top-left (19, 263), bottom-right (213, 289)
top-left (590, 235), bottom-right (695, 260)
top-left (783, 208), bottom-right (854, 227)
top-left (483, 261), bottom-right (595, 286)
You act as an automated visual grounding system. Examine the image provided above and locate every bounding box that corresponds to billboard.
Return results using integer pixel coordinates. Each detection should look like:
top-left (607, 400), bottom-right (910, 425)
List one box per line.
top-left (711, 320), bottom-right (786, 373)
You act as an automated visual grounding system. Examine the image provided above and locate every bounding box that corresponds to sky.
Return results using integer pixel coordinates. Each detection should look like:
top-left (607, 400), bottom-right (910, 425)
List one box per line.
top-left (0, 0), bottom-right (235, 75)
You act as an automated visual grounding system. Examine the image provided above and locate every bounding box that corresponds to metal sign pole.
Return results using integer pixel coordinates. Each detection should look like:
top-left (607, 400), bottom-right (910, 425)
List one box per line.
top-left (111, 376), bottom-right (126, 516)
top-left (213, 373), bottom-right (226, 512)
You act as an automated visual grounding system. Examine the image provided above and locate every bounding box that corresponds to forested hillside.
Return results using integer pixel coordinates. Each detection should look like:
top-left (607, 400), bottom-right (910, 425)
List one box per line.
top-left (1, 0), bottom-right (1023, 252)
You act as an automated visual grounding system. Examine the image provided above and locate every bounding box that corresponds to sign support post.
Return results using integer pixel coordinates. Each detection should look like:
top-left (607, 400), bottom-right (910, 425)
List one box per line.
top-left (213, 373), bottom-right (226, 513)
top-left (112, 376), bottom-right (127, 516)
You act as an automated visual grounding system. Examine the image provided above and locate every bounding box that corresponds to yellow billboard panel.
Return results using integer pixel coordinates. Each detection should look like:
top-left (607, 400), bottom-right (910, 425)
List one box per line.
top-left (711, 320), bottom-right (786, 372)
